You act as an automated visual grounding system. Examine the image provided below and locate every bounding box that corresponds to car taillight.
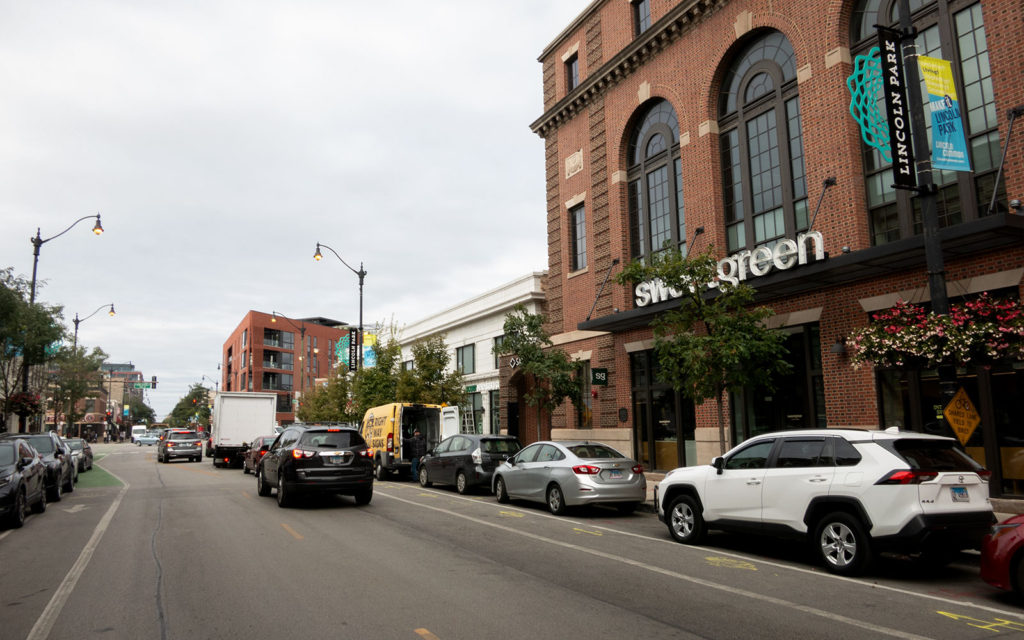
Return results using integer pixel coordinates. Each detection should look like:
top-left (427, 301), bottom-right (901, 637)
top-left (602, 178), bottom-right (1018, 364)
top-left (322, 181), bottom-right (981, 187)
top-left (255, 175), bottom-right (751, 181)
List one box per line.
top-left (258, 451), bottom-right (267, 458)
top-left (194, 441), bottom-right (202, 446)
top-left (978, 469), bottom-right (993, 482)
top-left (222, 457), bottom-right (230, 463)
top-left (471, 448), bottom-right (482, 464)
top-left (292, 449), bottom-right (315, 459)
top-left (386, 433), bottom-right (394, 453)
top-left (632, 464), bottom-right (644, 474)
top-left (357, 449), bottom-right (372, 458)
top-left (572, 465), bottom-right (601, 475)
top-left (875, 469), bottom-right (939, 485)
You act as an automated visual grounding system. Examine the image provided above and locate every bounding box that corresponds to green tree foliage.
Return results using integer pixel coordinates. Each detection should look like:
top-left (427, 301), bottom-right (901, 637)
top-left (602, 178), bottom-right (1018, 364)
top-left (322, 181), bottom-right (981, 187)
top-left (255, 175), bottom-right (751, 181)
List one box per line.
top-left (48, 345), bottom-right (108, 432)
top-left (498, 304), bottom-right (582, 438)
top-left (127, 395), bottom-right (156, 424)
top-left (615, 246), bottom-right (790, 454)
top-left (296, 373), bottom-right (359, 423)
top-left (396, 334), bottom-right (466, 407)
top-left (167, 384), bottom-right (212, 428)
top-left (349, 333), bottom-right (402, 419)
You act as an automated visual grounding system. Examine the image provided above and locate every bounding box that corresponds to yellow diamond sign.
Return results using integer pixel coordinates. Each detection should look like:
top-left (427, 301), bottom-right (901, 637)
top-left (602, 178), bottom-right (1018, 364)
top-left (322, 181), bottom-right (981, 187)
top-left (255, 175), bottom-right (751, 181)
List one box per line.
top-left (943, 387), bottom-right (980, 445)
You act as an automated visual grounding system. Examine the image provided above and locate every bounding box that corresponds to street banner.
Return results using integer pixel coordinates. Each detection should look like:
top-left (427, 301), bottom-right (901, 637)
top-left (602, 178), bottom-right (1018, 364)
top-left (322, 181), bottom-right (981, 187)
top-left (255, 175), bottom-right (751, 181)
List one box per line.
top-left (877, 28), bottom-right (916, 188)
top-left (918, 56), bottom-right (972, 172)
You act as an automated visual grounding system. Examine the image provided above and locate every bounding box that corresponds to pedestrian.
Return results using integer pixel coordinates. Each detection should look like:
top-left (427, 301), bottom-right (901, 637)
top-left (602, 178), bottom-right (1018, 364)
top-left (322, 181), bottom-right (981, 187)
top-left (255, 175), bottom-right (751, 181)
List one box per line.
top-left (407, 428), bottom-right (426, 480)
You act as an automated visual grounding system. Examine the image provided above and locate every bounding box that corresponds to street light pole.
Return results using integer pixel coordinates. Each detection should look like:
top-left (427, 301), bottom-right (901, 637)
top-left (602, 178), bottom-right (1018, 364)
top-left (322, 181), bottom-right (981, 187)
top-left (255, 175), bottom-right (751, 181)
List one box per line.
top-left (313, 242), bottom-right (366, 371)
top-left (72, 303), bottom-right (115, 352)
top-left (19, 213), bottom-right (104, 432)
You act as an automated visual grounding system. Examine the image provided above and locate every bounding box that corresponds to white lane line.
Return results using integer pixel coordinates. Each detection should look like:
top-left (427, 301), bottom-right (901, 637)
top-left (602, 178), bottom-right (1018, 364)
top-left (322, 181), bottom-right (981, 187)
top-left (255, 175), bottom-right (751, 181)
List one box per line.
top-left (381, 486), bottom-right (1024, 621)
top-left (377, 490), bottom-right (970, 638)
top-left (26, 468), bottom-right (130, 640)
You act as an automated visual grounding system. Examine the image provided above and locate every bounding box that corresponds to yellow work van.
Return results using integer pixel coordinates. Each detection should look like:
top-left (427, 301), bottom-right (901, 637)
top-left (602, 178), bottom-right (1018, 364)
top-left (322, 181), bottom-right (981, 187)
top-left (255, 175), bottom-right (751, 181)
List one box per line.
top-left (360, 403), bottom-right (459, 479)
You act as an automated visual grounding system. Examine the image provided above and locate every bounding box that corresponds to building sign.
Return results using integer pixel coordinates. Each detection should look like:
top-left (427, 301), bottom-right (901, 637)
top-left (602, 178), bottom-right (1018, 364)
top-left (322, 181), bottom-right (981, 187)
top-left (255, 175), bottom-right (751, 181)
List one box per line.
top-left (943, 387), bottom-right (981, 446)
top-left (919, 56), bottom-right (971, 173)
top-left (634, 231), bottom-right (825, 307)
top-left (591, 368), bottom-right (608, 386)
top-left (878, 28), bottom-right (916, 189)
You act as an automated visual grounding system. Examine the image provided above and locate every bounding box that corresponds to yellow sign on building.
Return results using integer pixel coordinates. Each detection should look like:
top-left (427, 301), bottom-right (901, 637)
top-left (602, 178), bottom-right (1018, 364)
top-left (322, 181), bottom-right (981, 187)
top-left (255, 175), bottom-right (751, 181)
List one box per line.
top-left (943, 387), bottom-right (981, 445)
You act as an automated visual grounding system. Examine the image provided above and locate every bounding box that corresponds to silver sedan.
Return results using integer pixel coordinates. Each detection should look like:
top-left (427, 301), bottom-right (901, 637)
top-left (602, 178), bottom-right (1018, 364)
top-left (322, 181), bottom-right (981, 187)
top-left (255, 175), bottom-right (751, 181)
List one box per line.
top-left (492, 441), bottom-right (646, 515)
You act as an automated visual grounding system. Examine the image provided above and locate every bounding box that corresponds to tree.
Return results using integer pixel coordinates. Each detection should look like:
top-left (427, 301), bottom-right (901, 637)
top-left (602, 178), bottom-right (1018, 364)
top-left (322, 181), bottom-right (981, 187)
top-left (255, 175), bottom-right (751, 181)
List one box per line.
top-left (48, 345), bottom-right (108, 436)
top-left (396, 334), bottom-right (466, 407)
top-left (127, 395), bottom-right (156, 425)
top-left (167, 384), bottom-right (211, 428)
top-left (498, 304), bottom-right (582, 440)
top-left (349, 331), bottom-right (402, 419)
top-left (296, 373), bottom-right (360, 423)
top-left (616, 246), bottom-right (791, 454)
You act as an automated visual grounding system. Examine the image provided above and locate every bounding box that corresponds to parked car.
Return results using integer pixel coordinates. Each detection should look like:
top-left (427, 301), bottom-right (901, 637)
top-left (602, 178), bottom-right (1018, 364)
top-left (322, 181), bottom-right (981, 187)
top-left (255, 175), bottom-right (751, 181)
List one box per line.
top-left (242, 435), bottom-right (278, 474)
top-left (419, 434), bottom-right (521, 494)
top-left (655, 428), bottom-right (995, 576)
top-left (66, 438), bottom-right (94, 472)
top-left (256, 425), bottom-right (373, 508)
top-left (157, 430), bottom-right (203, 463)
top-left (0, 438), bottom-right (47, 528)
top-left (136, 430), bottom-right (161, 446)
top-left (57, 437), bottom-right (79, 485)
top-left (0, 433), bottom-right (74, 502)
top-left (492, 441), bottom-right (646, 515)
top-left (981, 514), bottom-right (1024, 597)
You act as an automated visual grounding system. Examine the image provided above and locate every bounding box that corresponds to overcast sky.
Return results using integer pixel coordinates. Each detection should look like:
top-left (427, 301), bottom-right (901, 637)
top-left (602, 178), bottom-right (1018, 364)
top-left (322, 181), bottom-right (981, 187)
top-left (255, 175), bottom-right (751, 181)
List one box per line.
top-left (1, 1), bottom-right (585, 419)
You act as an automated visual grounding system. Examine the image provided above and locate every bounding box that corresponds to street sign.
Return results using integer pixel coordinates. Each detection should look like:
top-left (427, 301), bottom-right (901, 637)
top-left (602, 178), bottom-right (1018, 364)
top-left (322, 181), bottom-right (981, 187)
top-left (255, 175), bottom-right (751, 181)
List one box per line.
top-left (133, 382), bottom-right (152, 389)
top-left (944, 387), bottom-right (981, 445)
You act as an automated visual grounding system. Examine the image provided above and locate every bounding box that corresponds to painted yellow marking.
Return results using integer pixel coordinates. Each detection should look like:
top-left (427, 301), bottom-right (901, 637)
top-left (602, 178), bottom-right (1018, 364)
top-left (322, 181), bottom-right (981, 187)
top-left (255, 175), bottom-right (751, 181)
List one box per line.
top-left (937, 612), bottom-right (1024, 632)
top-left (241, 491), bottom-right (251, 499)
top-left (573, 528), bottom-right (602, 536)
top-left (414, 629), bottom-right (441, 640)
top-left (281, 523), bottom-right (304, 540)
top-left (706, 557), bottom-right (758, 571)
top-left (499, 511), bottom-right (524, 518)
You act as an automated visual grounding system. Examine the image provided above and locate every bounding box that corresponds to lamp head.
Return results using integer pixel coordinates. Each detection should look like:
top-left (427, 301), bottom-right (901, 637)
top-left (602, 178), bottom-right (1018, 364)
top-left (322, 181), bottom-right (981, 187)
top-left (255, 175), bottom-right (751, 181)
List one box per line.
top-left (92, 213), bottom-right (103, 236)
top-left (108, 304), bottom-right (115, 317)
top-left (313, 243), bottom-right (323, 262)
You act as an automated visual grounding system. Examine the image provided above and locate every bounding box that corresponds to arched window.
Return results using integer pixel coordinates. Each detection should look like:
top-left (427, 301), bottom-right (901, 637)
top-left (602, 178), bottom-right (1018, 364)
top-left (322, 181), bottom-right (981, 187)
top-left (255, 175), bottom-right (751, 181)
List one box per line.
top-left (627, 99), bottom-right (686, 259)
top-left (851, 0), bottom-right (1005, 245)
top-left (718, 30), bottom-right (808, 254)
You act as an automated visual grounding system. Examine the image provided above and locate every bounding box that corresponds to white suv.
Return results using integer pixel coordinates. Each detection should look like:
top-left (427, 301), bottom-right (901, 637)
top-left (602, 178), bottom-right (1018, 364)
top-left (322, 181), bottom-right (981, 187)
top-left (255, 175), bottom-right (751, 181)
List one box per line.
top-left (655, 428), bottom-right (994, 575)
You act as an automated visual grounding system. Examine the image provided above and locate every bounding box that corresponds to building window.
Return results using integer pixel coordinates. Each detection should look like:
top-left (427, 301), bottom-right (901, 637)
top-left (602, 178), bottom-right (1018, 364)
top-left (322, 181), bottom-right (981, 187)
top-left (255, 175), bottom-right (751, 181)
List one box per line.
top-left (570, 203), bottom-right (587, 271)
top-left (489, 389), bottom-right (501, 434)
top-left (402, 360), bottom-right (414, 371)
top-left (262, 372), bottom-right (293, 392)
top-left (276, 393), bottom-right (292, 413)
top-left (718, 30), bottom-right (807, 253)
top-left (628, 99), bottom-right (686, 261)
top-left (456, 344), bottom-right (475, 374)
top-left (262, 350), bottom-right (293, 371)
top-left (851, 0), bottom-right (1005, 245)
top-left (566, 53), bottom-right (579, 92)
top-left (632, 0), bottom-right (651, 36)
top-left (492, 335), bottom-right (505, 369)
top-left (242, 329), bottom-right (247, 348)
top-left (577, 361), bottom-right (592, 429)
top-left (463, 392), bottom-right (484, 434)
top-left (263, 328), bottom-right (294, 350)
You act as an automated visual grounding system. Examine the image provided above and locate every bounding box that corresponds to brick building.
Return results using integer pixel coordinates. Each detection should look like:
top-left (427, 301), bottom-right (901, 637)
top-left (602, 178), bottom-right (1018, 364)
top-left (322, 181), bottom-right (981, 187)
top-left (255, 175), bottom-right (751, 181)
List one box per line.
top-left (521, 0), bottom-right (1024, 499)
top-left (221, 311), bottom-right (351, 425)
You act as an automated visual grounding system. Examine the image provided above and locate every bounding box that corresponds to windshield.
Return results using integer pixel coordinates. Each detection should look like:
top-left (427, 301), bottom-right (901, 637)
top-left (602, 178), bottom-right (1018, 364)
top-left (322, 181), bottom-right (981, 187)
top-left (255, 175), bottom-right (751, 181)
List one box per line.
top-left (482, 439), bottom-right (521, 455)
top-left (23, 436), bottom-right (55, 454)
top-left (68, 441), bottom-right (84, 451)
top-left (299, 431), bottom-right (364, 448)
top-left (888, 440), bottom-right (983, 472)
top-left (567, 444), bottom-right (625, 459)
top-left (0, 444), bottom-right (14, 466)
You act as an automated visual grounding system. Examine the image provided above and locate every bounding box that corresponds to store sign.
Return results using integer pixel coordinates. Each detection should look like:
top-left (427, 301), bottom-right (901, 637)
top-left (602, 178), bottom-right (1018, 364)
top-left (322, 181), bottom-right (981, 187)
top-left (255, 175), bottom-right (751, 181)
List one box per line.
top-left (634, 231), bottom-right (825, 307)
top-left (591, 368), bottom-right (608, 386)
top-left (919, 56), bottom-right (971, 172)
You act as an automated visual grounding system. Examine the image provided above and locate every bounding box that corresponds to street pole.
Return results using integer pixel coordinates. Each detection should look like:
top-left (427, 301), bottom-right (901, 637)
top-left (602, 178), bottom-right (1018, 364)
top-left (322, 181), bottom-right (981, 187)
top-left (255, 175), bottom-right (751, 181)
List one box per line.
top-left (313, 242), bottom-right (366, 371)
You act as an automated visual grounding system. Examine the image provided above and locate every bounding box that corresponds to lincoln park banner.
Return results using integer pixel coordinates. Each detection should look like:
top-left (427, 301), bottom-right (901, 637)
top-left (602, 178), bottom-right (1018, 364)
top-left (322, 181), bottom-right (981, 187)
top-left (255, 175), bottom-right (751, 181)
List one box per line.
top-left (918, 55), bottom-right (971, 173)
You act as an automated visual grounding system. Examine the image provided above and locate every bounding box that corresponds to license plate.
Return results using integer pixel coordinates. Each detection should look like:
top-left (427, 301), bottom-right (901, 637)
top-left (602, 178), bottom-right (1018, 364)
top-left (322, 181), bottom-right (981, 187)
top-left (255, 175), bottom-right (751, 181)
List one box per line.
top-left (609, 470), bottom-right (623, 480)
top-left (951, 486), bottom-right (969, 502)
top-left (325, 455), bottom-right (346, 465)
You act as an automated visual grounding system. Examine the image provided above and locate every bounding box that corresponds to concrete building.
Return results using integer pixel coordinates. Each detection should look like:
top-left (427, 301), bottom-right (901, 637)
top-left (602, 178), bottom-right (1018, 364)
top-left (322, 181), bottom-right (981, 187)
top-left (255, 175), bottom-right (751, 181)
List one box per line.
top-left (527, 0), bottom-right (1024, 503)
top-left (401, 273), bottom-right (546, 437)
top-left (221, 311), bottom-right (351, 425)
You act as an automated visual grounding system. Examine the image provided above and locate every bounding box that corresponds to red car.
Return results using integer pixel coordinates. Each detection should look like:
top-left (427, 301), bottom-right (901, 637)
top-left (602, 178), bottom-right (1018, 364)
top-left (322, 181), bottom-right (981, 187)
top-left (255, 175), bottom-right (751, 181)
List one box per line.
top-left (242, 435), bottom-right (278, 475)
top-left (981, 514), bottom-right (1024, 596)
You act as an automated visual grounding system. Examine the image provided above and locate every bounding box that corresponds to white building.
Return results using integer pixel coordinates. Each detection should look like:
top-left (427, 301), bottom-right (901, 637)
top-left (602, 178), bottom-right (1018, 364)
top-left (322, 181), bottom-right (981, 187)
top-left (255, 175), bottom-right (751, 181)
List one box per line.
top-left (400, 272), bottom-right (546, 435)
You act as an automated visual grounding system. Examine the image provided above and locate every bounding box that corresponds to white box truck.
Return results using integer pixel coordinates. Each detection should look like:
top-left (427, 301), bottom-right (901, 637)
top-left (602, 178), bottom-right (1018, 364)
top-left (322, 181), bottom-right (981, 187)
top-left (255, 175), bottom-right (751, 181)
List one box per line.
top-left (211, 392), bottom-right (278, 468)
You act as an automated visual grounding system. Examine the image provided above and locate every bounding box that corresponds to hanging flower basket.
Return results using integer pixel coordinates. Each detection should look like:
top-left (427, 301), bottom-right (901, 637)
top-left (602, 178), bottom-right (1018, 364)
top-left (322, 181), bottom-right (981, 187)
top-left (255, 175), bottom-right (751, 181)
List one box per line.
top-left (6, 392), bottom-right (42, 417)
top-left (848, 294), bottom-right (1024, 369)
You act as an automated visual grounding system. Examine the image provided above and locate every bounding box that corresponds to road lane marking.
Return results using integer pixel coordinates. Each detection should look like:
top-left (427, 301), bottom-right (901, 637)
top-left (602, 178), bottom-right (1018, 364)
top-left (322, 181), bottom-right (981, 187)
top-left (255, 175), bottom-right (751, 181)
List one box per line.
top-left (573, 528), bottom-right (602, 536)
top-left (377, 490), bottom-right (963, 639)
top-left (62, 504), bottom-right (88, 514)
top-left (706, 557), bottom-right (757, 571)
top-left (27, 468), bottom-right (130, 640)
top-left (937, 612), bottom-right (1024, 632)
top-left (414, 629), bottom-right (441, 640)
top-left (499, 511), bottom-right (524, 518)
top-left (281, 523), bottom-right (304, 540)
top-left (379, 486), bottom-right (1024, 620)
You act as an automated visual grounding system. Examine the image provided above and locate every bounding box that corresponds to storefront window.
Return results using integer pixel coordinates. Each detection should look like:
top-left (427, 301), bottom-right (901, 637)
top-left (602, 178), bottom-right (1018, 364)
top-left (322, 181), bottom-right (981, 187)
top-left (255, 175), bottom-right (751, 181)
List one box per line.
top-left (631, 351), bottom-right (696, 471)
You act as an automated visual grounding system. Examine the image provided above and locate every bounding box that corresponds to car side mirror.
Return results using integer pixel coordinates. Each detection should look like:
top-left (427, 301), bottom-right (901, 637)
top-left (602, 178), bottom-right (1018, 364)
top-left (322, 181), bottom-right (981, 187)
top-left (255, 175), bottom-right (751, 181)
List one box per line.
top-left (507, 457), bottom-right (517, 466)
top-left (712, 457), bottom-right (724, 475)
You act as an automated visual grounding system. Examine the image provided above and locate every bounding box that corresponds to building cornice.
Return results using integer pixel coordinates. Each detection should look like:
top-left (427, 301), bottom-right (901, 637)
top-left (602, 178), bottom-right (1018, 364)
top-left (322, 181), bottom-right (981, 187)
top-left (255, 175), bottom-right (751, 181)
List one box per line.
top-left (530, 0), bottom-right (729, 138)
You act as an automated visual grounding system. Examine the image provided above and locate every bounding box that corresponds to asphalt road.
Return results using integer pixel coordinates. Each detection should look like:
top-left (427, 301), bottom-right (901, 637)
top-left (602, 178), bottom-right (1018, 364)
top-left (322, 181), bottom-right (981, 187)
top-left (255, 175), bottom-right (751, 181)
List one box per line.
top-left (2, 442), bottom-right (1024, 640)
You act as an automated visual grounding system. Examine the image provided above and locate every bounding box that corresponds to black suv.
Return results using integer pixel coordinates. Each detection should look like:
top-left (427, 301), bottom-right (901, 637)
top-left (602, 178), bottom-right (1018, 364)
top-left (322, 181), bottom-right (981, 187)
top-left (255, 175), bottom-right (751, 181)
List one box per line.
top-left (0, 433), bottom-right (74, 502)
top-left (257, 425), bottom-right (373, 508)
top-left (419, 434), bottom-right (521, 494)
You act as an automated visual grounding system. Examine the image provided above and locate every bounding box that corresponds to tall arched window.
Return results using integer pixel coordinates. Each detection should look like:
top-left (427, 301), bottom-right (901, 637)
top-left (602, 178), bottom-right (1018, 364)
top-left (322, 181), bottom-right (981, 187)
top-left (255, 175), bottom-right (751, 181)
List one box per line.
top-left (628, 99), bottom-right (686, 259)
top-left (718, 30), bottom-right (808, 253)
top-left (851, 0), bottom-right (1005, 245)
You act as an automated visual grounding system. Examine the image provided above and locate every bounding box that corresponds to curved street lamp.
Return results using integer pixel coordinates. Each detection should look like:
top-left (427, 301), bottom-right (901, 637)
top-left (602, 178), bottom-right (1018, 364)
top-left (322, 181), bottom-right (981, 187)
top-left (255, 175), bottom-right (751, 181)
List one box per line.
top-left (313, 242), bottom-right (365, 371)
top-left (72, 303), bottom-right (115, 351)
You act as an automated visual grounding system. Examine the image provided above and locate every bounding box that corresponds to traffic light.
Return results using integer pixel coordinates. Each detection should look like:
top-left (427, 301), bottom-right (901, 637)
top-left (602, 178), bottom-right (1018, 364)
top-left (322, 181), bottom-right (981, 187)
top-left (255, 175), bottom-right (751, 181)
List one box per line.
top-left (191, 397), bottom-right (197, 406)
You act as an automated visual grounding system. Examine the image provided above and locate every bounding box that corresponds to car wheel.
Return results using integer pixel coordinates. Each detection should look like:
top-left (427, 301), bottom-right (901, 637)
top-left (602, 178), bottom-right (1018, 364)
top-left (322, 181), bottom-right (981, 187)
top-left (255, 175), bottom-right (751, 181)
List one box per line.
top-left (242, 461), bottom-right (250, 474)
top-left (455, 472), bottom-right (469, 495)
top-left (354, 486), bottom-right (372, 506)
top-left (257, 468), bottom-right (271, 497)
top-left (31, 488), bottom-right (47, 514)
top-left (419, 466), bottom-right (431, 488)
top-left (547, 484), bottom-right (567, 516)
top-left (667, 495), bottom-right (706, 544)
top-left (277, 473), bottom-right (293, 508)
top-left (7, 488), bottom-right (26, 528)
top-left (375, 461), bottom-right (386, 481)
top-left (815, 512), bottom-right (871, 576)
top-left (63, 470), bottom-right (74, 494)
top-left (495, 476), bottom-right (509, 503)
top-left (48, 479), bottom-right (62, 503)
